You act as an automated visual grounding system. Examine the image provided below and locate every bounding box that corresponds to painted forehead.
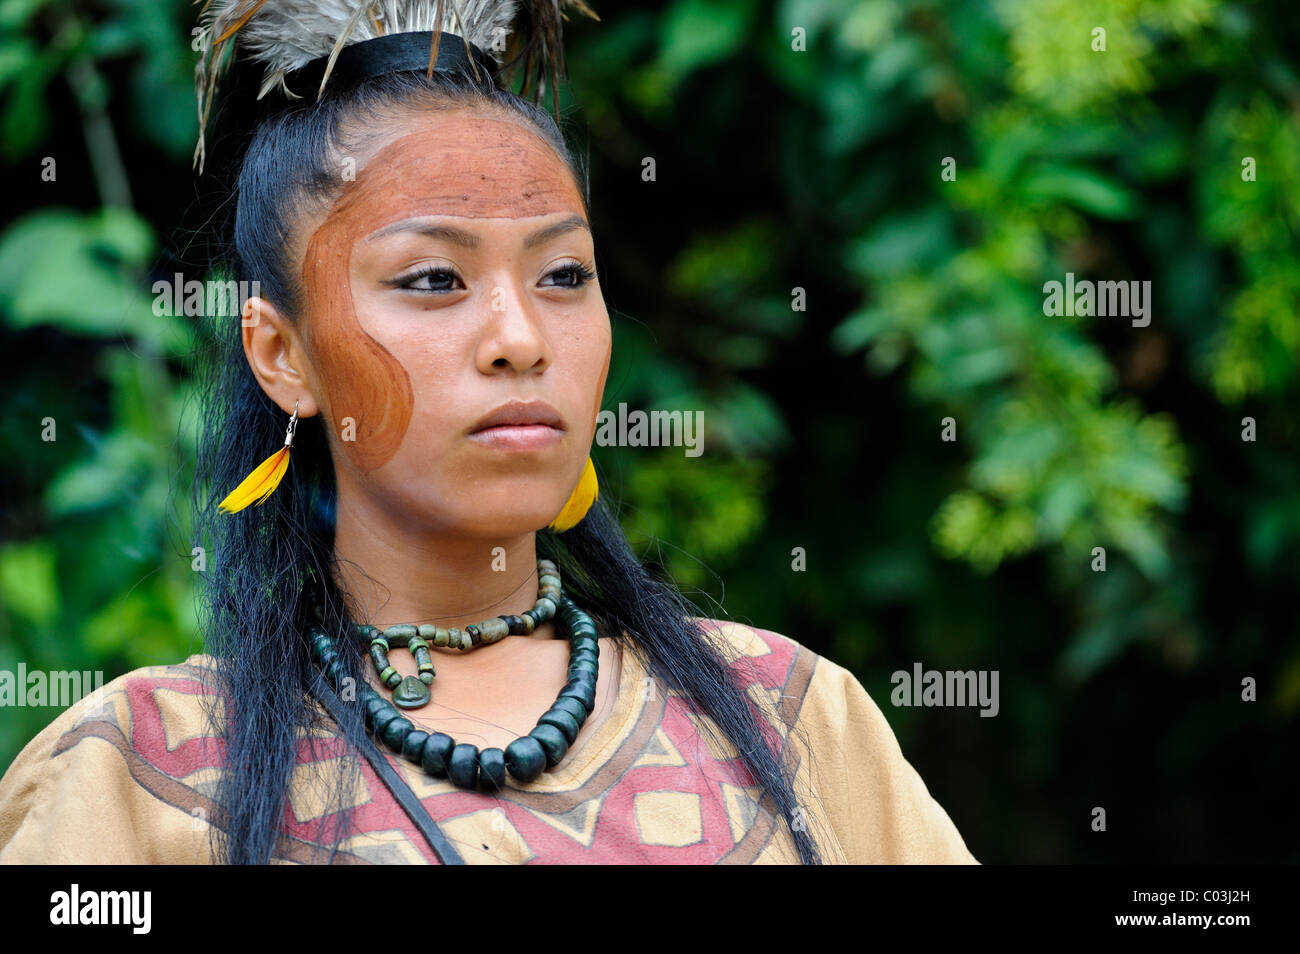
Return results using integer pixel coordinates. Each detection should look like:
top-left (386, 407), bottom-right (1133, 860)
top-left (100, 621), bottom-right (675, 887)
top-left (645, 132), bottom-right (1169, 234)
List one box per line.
top-left (328, 114), bottom-right (586, 229)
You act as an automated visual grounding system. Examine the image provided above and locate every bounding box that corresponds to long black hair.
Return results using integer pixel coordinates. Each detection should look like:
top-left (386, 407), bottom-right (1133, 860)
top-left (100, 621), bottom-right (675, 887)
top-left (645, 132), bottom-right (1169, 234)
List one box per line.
top-left (189, 65), bottom-right (827, 864)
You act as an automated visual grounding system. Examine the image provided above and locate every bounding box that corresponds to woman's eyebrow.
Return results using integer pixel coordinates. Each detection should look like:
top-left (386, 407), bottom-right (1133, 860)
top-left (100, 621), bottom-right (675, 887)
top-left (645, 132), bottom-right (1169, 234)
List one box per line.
top-left (364, 214), bottom-right (590, 249)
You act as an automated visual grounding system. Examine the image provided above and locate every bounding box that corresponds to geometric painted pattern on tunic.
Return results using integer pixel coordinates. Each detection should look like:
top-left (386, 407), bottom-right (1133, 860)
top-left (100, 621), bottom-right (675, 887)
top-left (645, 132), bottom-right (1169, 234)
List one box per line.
top-left (45, 622), bottom-right (819, 864)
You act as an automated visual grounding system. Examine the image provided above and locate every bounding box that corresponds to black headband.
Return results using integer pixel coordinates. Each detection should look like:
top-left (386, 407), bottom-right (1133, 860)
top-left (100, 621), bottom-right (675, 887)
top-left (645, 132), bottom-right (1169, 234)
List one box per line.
top-left (224, 30), bottom-right (502, 128)
top-left (280, 31), bottom-right (502, 101)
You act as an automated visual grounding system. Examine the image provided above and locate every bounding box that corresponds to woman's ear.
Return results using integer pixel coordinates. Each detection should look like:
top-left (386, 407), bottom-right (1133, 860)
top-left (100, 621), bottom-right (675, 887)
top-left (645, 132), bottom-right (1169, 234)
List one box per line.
top-left (241, 296), bottom-right (321, 418)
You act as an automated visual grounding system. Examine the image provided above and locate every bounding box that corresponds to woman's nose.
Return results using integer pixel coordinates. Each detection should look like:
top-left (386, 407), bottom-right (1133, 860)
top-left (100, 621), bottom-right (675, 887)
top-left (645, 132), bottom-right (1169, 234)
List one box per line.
top-left (477, 279), bottom-right (548, 373)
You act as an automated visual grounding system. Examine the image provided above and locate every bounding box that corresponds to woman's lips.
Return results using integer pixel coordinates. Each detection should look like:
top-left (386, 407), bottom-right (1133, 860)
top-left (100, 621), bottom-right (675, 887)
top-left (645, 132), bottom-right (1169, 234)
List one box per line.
top-left (466, 424), bottom-right (564, 451)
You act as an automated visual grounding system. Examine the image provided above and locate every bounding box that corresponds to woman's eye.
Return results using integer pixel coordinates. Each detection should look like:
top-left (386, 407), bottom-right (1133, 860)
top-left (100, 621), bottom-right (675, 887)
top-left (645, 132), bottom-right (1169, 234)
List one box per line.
top-left (398, 267), bottom-right (462, 293)
top-left (393, 262), bottom-right (595, 294)
top-left (545, 262), bottom-right (597, 289)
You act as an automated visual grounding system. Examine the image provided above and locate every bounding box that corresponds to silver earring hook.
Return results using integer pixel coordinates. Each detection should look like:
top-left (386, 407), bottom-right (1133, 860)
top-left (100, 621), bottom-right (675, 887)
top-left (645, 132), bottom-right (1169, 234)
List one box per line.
top-left (284, 400), bottom-right (300, 447)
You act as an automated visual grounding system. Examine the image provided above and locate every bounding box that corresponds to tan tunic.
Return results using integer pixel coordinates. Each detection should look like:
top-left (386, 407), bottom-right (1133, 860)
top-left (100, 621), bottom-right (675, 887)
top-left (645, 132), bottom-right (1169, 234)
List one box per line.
top-left (0, 619), bottom-right (978, 864)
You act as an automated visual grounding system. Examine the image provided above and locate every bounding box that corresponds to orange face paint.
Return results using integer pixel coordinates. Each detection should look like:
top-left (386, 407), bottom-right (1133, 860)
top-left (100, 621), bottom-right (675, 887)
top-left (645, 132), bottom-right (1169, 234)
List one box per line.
top-left (301, 112), bottom-right (588, 472)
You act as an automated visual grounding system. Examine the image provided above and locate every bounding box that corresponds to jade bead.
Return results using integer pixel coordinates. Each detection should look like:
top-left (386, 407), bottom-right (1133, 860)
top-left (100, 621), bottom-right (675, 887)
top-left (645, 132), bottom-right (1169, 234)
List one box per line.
top-left (479, 617), bottom-right (509, 639)
top-left (371, 707), bottom-right (399, 736)
top-left (385, 624), bottom-right (417, 644)
top-left (417, 624), bottom-right (437, 638)
top-left (563, 673), bottom-right (598, 696)
top-left (504, 737), bottom-right (546, 782)
top-left (363, 697), bottom-right (386, 720)
top-left (477, 748), bottom-right (506, 792)
top-left (382, 716), bottom-right (413, 750)
top-left (529, 724), bottom-right (568, 768)
top-left (561, 688), bottom-right (595, 716)
top-left (421, 732), bottom-right (455, 778)
top-left (538, 707), bottom-right (580, 745)
top-left (447, 744), bottom-right (479, 789)
top-left (402, 729), bottom-right (430, 763)
top-left (551, 696), bottom-right (589, 726)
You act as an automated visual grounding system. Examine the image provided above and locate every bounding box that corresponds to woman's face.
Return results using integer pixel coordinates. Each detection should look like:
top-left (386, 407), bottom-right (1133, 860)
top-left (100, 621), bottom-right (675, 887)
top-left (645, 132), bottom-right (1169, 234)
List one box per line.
top-left (293, 107), bottom-right (611, 537)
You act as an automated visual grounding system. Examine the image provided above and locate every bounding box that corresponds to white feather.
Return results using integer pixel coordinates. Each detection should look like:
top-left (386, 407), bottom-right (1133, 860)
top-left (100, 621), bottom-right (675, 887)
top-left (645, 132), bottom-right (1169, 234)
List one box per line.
top-left (189, 0), bottom-right (598, 171)
top-left (200, 1), bottom-right (518, 76)
top-left (191, 0), bottom-right (584, 172)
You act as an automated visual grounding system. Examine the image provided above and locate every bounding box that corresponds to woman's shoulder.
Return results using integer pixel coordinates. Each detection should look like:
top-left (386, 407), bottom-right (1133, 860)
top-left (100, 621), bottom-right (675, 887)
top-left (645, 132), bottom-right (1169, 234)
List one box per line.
top-left (3, 653), bottom-right (225, 765)
top-left (681, 616), bottom-right (852, 741)
top-left (0, 654), bottom-right (227, 863)
top-left (686, 616), bottom-right (920, 723)
top-left (684, 616), bottom-right (856, 715)
top-left (686, 616), bottom-right (819, 675)
top-left (44, 653), bottom-right (226, 752)
top-left (686, 617), bottom-right (979, 864)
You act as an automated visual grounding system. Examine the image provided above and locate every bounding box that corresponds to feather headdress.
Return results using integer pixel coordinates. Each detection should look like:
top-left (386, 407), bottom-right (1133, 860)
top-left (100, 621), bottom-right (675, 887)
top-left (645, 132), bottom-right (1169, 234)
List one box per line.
top-left (192, 0), bottom-right (600, 172)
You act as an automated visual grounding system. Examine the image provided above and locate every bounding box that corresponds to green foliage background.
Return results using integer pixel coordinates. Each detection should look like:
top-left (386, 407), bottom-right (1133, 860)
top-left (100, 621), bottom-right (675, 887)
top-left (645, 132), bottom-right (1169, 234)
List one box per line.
top-left (1, 0), bottom-right (1296, 862)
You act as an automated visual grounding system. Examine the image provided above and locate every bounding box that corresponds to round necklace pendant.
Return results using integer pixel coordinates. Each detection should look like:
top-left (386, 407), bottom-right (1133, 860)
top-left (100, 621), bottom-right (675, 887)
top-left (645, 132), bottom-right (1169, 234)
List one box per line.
top-left (392, 674), bottom-right (432, 709)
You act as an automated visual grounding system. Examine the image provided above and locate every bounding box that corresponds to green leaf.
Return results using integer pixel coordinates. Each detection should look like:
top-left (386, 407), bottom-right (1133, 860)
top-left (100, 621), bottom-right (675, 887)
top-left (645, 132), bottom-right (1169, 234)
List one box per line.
top-left (1020, 166), bottom-right (1138, 219)
top-left (0, 540), bottom-right (59, 627)
top-left (657, 0), bottom-right (755, 85)
top-left (0, 208), bottom-right (189, 352)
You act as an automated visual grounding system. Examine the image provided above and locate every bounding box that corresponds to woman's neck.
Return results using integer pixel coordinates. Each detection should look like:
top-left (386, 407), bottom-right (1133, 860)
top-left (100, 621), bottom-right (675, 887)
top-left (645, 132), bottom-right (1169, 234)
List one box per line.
top-left (331, 493), bottom-right (545, 634)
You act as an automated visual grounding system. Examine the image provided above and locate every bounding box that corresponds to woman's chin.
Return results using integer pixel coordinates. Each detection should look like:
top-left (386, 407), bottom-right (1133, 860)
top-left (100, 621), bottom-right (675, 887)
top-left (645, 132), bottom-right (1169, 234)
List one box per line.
top-left (446, 506), bottom-right (568, 539)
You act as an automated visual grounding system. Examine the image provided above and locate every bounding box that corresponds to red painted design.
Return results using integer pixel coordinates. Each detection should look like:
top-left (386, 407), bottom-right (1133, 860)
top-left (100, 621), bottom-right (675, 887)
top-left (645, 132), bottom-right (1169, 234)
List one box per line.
top-left (109, 624), bottom-right (813, 863)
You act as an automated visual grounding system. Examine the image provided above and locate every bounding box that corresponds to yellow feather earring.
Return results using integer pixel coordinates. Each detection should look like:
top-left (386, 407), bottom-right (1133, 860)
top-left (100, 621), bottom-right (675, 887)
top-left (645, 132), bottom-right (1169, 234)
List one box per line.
top-left (547, 456), bottom-right (598, 532)
top-left (218, 400), bottom-right (299, 514)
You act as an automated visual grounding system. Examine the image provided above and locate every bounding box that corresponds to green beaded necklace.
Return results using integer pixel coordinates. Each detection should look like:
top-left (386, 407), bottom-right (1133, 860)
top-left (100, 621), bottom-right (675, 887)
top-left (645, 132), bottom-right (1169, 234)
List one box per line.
top-left (360, 558), bottom-right (565, 709)
top-left (307, 558), bottom-right (601, 792)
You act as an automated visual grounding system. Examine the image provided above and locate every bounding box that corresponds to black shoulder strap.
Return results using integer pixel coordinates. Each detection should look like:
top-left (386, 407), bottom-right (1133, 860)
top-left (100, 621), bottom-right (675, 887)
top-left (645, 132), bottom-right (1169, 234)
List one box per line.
top-left (307, 677), bottom-right (466, 865)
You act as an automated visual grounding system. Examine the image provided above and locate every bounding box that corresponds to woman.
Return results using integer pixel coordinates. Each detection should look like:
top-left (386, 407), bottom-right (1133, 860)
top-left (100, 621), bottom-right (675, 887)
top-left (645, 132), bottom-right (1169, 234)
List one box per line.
top-left (0, 0), bottom-right (977, 865)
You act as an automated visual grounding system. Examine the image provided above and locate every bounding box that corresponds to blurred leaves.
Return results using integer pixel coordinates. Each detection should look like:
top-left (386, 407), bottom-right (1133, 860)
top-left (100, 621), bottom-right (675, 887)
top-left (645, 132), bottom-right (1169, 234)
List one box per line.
top-left (620, 453), bottom-right (770, 590)
top-left (0, 207), bottom-right (190, 352)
